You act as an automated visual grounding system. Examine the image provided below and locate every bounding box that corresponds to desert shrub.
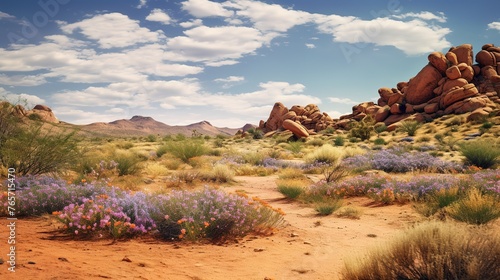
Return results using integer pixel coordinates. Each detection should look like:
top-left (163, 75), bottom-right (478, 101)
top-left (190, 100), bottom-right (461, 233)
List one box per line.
top-left (307, 138), bottom-right (325, 147)
top-left (277, 179), bottom-right (306, 199)
top-left (304, 144), bottom-right (344, 164)
top-left (2, 176), bottom-right (105, 216)
top-left (321, 164), bottom-right (350, 183)
top-left (247, 128), bottom-right (264, 139)
top-left (373, 123), bottom-right (387, 137)
top-left (143, 162), bottom-right (170, 178)
top-left (373, 138), bottom-right (385, 145)
top-left (459, 140), bottom-right (500, 168)
top-left (341, 221), bottom-right (500, 280)
top-left (314, 199), bottom-right (343, 216)
top-left (398, 120), bottom-right (422, 136)
top-left (116, 141), bottom-right (134, 150)
top-left (151, 187), bottom-right (285, 241)
top-left (333, 135), bottom-right (345, 146)
top-left (200, 164), bottom-right (234, 183)
top-left (336, 206), bottom-right (362, 219)
top-left (112, 151), bottom-right (143, 176)
top-left (446, 188), bottom-right (500, 225)
top-left (278, 168), bottom-right (306, 180)
top-left (146, 134), bottom-right (157, 142)
top-left (0, 125), bottom-right (80, 176)
top-left (343, 146), bottom-right (464, 173)
top-left (160, 139), bottom-right (209, 163)
top-left (349, 117), bottom-right (374, 141)
top-left (285, 141), bottom-right (303, 154)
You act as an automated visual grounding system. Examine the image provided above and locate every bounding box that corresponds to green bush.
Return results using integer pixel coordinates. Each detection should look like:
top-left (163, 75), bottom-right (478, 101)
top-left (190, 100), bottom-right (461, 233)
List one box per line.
top-left (398, 120), bottom-right (422, 136)
top-left (460, 140), bottom-right (500, 168)
top-left (314, 199), bottom-right (343, 216)
top-left (373, 138), bottom-right (385, 145)
top-left (446, 188), bottom-right (500, 225)
top-left (286, 141), bottom-right (303, 154)
top-left (159, 140), bottom-right (209, 163)
top-left (349, 117), bottom-right (374, 141)
top-left (113, 152), bottom-right (143, 176)
top-left (305, 144), bottom-right (344, 164)
top-left (342, 221), bottom-right (500, 280)
top-left (0, 124), bottom-right (80, 176)
top-left (277, 180), bottom-right (305, 199)
top-left (333, 136), bottom-right (345, 146)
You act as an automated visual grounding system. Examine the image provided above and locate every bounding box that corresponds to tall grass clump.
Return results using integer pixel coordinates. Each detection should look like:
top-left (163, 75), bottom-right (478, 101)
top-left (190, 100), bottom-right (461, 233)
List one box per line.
top-left (112, 151), bottom-right (143, 176)
top-left (201, 164), bottom-right (234, 183)
top-left (398, 119), bottom-right (422, 136)
top-left (304, 144), bottom-right (344, 164)
top-left (446, 188), bottom-right (500, 225)
top-left (314, 199), bottom-right (343, 216)
top-left (459, 140), bottom-right (500, 168)
top-left (158, 139), bottom-right (209, 163)
top-left (277, 179), bottom-right (306, 199)
top-left (341, 221), bottom-right (500, 280)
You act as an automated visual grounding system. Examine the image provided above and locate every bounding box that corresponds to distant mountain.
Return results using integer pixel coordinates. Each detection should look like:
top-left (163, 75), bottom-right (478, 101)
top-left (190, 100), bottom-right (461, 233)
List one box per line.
top-left (80, 116), bottom-right (241, 137)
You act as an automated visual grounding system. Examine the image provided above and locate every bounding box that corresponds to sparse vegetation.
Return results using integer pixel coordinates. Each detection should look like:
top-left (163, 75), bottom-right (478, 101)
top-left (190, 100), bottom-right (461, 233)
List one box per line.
top-left (460, 140), bottom-right (500, 168)
top-left (398, 119), bottom-right (422, 136)
top-left (342, 221), bottom-right (500, 280)
top-left (446, 188), bottom-right (500, 225)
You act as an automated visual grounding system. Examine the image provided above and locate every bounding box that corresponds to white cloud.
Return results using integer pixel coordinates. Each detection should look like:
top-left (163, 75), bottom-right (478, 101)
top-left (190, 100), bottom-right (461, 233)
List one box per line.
top-left (181, 0), bottom-right (234, 18)
top-left (0, 74), bottom-right (46, 86)
top-left (214, 76), bottom-right (244, 83)
top-left (106, 107), bottom-right (125, 113)
top-left (0, 87), bottom-right (46, 107)
top-left (392, 11), bottom-right (447, 23)
top-left (0, 11), bottom-right (16, 19)
top-left (146, 9), bottom-right (172, 25)
top-left (317, 16), bottom-right (451, 55)
top-left (180, 19), bottom-right (203, 28)
top-left (487, 22), bottom-right (500, 31)
top-left (305, 43), bottom-right (316, 49)
top-left (214, 75), bottom-right (245, 88)
top-left (61, 13), bottom-right (163, 49)
top-left (328, 97), bottom-right (358, 105)
top-left (137, 0), bottom-right (147, 9)
top-left (53, 107), bottom-right (123, 124)
top-left (325, 110), bottom-right (343, 119)
top-left (164, 25), bottom-right (266, 64)
top-left (224, 0), bottom-right (313, 32)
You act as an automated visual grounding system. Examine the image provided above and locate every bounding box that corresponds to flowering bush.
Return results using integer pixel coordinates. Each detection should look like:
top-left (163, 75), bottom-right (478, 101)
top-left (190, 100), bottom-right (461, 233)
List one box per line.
top-left (55, 194), bottom-right (148, 239)
top-left (343, 147), bottom-right (463, 173)
top-left (151, 187), bottom-right (285, 241)
top-left (1, 176), bottom-right (107, 216)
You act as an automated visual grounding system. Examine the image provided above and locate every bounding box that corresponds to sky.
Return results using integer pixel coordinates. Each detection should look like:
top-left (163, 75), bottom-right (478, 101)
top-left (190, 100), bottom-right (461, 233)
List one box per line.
top-left (0, 0), bottom-right (499, 128)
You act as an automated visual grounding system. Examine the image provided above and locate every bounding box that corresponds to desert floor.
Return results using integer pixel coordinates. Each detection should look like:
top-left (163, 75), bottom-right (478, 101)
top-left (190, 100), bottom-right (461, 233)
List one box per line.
top-left (1, 175), bottom-right (437, 280)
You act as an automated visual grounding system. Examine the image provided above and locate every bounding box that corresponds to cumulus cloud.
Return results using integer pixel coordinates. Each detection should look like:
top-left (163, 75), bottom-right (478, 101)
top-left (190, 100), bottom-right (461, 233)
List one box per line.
top-left (136, 0), bottom-right (147, 9)
top-left (214, 75), bottom-right (245, 88)
top-left (392, 11), bottom-right (447, 23)
top-left (0, 74), bottom-right (46, 86)
top-left (305, 43), bottom-right (316, 49)
top-left (180, 19), bottom-right (203, 28)
top-left (146, 9), bottom-right (172, 25)
top-left (0, 87), bottom-right (45, 107)
top-left (181, 0), bottom-right (234, 18)
top-left (0, 11), bottom-right (16, 19)
top-left (61, 13), bottom-right (163, 49)
top-left (487, 22), bottom-right (500, 31)
top-left (316, 16), bottom-right (451, 55)
top-left (328, 97), bottom-right (358, 105)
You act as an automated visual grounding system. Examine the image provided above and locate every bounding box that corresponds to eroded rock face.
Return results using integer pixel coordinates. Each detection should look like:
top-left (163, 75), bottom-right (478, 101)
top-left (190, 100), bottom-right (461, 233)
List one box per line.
top-left (282, 119), bottom-right (309, 138)
top-left (405, 63), bottom-right (443, 105)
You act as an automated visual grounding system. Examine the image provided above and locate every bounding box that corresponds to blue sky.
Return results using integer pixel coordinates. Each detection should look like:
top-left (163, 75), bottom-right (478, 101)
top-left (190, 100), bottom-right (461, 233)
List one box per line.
top-left (0, 0), bottom-right (499, 127)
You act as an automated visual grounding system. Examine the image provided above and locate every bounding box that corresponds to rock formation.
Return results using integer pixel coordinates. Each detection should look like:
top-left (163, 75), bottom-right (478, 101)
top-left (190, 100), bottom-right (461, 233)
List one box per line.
top-left (338, 43), bottom-right (500, 131)
top-left (258, 43), bottom-right (500, 137)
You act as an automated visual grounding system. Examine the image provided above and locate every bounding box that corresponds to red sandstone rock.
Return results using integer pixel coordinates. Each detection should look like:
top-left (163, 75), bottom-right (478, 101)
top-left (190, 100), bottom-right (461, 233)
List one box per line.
top-left (445, 52), bottom-right (458, 65)
top-left (446, 65), bottom-right (461, 80)
top-left (476, 50), bottom-right (496, 66)
top-left (405, 63), bottom-right (443, 105)
top-left (282, 119), bottom-right (309, 138)
top-left (265, 102), bottom-right (288, 131)
top-left (428, 52), bottom-right (448, 74)
top-left (449, 44), bottom-right (473, 66)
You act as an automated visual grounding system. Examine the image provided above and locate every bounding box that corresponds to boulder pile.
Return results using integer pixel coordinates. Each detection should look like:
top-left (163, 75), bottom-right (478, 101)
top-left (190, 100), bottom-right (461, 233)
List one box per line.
top-left (0, 101), bottom-right (59, 124)
top-left (258, 103), bottom-right (334, 138)
top-left (259, 43), bottom-right (500, 137)
top-left (339, 43), bottom-right (500, 130)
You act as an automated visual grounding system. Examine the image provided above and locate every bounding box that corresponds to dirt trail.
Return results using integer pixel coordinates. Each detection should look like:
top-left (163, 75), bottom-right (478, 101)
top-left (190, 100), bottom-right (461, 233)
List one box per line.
top-left (0, 176), bottom-right (421, 280)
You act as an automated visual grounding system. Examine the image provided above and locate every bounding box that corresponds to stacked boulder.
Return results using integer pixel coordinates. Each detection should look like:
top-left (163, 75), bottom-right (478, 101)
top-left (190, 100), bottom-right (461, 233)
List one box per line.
top-left (340, 43), bottom-right (500, 129)
top-left (258, 102), bottom-right (334, 138)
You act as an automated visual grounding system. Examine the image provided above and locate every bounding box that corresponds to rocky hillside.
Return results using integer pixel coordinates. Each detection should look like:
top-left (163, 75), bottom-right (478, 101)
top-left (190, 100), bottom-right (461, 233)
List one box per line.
top-left (259, 43), bottom-right (500, 138)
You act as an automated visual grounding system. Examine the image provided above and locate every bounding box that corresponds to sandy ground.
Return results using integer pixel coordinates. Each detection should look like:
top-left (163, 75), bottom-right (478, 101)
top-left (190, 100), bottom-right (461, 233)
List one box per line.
top-left (0, 176), bottom-right (423, 280)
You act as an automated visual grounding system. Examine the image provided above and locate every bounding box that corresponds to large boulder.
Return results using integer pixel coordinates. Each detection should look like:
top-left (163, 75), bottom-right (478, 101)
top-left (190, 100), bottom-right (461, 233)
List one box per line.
top-left (428, 52), bottom-right (448, 74)
top-left (449, 44), bottom-right (473, 66)
top-left (405, 63), bottom-right (443, 105)
top-left (440, 84), bottom-right (479, 108)
top-left (282, 119), bottom-right (309, 138)
top-left (264, 102), bottom-right (288, 131)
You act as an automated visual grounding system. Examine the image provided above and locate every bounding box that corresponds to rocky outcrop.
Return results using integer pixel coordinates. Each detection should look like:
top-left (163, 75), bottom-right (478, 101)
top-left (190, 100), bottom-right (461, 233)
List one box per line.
top-left (259, 103), bottom-right (334, 138)
top-left (28, 104), bottom-right (59, 123)
top-left (339, 43), bottom-right (500, 128)
top-left (259, 43), bottom-right (500, 137)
